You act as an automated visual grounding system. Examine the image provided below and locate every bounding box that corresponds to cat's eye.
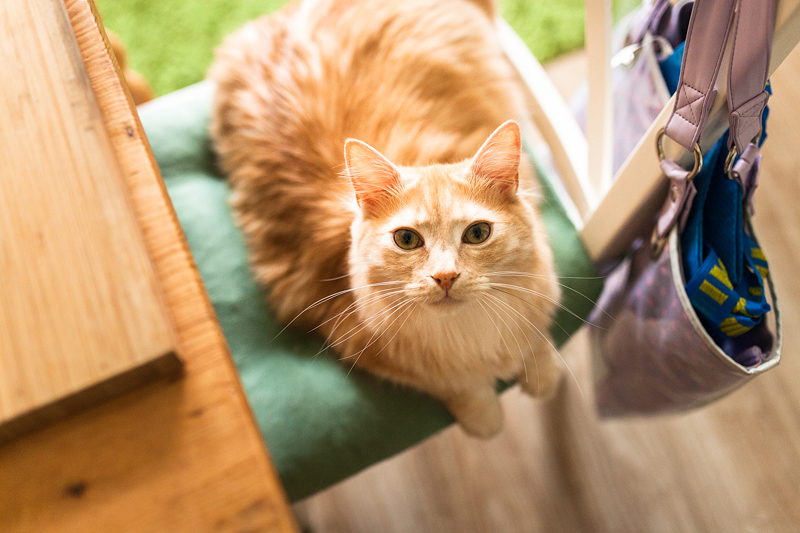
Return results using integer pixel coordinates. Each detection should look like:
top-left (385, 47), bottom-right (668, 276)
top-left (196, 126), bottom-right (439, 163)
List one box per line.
top-left (463, 222), bottom-right (491, 244)
top-left (393, 228), bottom-right (423, 250)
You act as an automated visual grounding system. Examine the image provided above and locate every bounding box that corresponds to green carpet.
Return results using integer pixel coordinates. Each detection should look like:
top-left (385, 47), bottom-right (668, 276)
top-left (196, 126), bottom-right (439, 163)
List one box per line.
top-left (96, 0), bottom-right (638, 97)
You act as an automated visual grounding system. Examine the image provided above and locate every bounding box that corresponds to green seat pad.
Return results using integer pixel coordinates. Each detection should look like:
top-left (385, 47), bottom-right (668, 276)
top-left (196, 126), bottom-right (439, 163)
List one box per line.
top-left (138, 81), bottom-right (603, 501)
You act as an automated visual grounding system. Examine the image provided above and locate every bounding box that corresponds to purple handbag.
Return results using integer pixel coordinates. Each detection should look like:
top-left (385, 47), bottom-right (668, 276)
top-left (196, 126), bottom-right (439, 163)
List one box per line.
top-left (573, 0), bottom-right (693, 174)
top-left (590, 0), bottom-right (783, 417)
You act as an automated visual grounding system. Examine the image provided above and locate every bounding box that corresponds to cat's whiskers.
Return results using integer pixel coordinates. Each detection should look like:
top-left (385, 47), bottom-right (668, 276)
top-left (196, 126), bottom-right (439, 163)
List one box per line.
top-left (318, 273), bottom-right (350, 282)
top-left (320, 292), bottom-right (406, 354)
top-left (322, 294), bottom-right (411, 355)
top-left (488, 282), bottom-right (603, 330)
top-left (344, 299), bottom-right (420, 377)
top-left (489, 286), bottom-right (574, 341)
top-left (314, 292), bottom-right (407, 357)
top-left (274, 280), bottom-right (404, 340)
top-left (314, 287), bottom-right (405, 337)
top-left (340, 299), bottom-right (416, 360)
top-left (361, 301), bottom-right (420, 361)
top-left (486, 271), bottom-right (615, 323)
top-left (483, 292), bottom-right (534, 384)
top-left (486, 270), bottom-right (603, 281)
top-left (474, 299), bottom-right (516, 370)
top-left (489, 288), bottom-right (584, 399)
top-left (479, 295), bottom-right (526, 363)
top-left (476, 295), bottom-right (542, 397)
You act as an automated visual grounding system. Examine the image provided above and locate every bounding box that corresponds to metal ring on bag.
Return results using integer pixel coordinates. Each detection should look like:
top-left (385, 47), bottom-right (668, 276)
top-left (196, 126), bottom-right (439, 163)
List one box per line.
top-left (655, 128), bottom-right (703, 180)
top-left (650, 225), bottom-right (667, 258)
top-left (725, 132), bottom-right (761, 181)
top-left (725, 148), bottom-right (738, 180)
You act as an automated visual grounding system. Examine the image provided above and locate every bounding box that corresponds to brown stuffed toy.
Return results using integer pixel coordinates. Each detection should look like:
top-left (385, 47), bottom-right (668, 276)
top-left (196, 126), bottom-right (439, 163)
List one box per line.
top-left (107, 31), bottom-right (155, 106)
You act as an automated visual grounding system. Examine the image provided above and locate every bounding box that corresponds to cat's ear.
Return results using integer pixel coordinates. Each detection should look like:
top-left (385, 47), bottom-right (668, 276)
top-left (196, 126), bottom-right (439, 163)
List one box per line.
top-left (345, 139), bottom-right (402, 213)
top-left (470, 120), bottom-right (520, 198)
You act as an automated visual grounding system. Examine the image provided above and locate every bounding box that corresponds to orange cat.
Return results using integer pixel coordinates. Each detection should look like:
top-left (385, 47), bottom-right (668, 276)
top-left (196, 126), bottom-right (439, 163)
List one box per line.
top-left (209, 0), bottom-right (560, 437)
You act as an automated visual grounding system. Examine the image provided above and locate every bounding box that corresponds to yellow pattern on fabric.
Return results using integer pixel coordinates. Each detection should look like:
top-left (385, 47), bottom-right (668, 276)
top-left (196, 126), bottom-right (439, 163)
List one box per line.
top-left (720, 317), bottom-right (749, 337)
top-left (700, 280), bottom-right (728, 305)
top-left (710, 261), bottom-right (734, 290)
top-left (734, 298), bottom-right (756, 318)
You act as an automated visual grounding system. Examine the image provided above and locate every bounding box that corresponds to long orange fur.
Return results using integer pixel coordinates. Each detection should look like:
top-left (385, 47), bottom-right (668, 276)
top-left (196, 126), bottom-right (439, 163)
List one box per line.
top-left (209, 0), bottom-right (560, 437)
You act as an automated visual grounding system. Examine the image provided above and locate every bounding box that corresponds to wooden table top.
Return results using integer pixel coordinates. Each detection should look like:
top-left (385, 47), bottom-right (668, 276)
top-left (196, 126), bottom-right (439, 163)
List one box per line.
top-left (0, 1), bottom-right (296, 530)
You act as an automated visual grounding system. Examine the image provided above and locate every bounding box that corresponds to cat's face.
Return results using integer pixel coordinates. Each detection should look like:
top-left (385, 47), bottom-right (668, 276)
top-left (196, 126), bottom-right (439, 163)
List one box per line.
top-left (346, 121), bottom-right (546, 318)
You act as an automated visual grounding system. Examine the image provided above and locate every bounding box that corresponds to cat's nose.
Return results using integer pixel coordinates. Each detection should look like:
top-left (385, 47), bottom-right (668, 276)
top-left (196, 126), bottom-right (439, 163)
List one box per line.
top-left (431, 271), bottom-right (460, 292)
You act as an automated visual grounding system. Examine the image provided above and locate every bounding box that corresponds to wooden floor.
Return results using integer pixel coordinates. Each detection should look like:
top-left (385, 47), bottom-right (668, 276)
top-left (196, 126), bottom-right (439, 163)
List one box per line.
top-left (293, 46), bottom-right (800, 532)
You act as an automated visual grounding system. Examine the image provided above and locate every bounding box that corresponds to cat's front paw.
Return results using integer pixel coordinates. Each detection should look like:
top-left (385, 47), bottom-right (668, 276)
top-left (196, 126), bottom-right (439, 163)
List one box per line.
top-left (518, 349), bottom-right (563, 400)
top-left (445, 387), bottom-right (503, 439)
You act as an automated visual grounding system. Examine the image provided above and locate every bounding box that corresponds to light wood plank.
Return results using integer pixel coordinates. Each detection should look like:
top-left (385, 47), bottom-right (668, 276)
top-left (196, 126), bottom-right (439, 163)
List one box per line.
top-left (0, 1), bottom-right (297, 530)
top-left (497, 18), bottom-right (592, 219)
top-left (0, 0), bottom-right (178, 442)
top-left (584, 0), bottom-right (614, 198)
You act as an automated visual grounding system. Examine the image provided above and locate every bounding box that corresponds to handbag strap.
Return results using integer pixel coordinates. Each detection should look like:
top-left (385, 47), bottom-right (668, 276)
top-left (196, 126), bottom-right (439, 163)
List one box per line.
top-left (727, 0), bottom-right (776, 154)
top-left (655, 0), bottom-right (776, 241)
top-left (662, 0), bottom-right (737, 152)
top-left (629, 0), bottom-right (671, 45)
top-left (629, 0), bottom-right (694, 49)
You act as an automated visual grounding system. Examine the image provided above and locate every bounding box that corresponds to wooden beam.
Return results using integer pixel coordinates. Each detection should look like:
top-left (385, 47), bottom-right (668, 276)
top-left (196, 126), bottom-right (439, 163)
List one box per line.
top-left (584, 0), bottom-right (614, 199)
top-left (0, 1), bottom-right (297, 530)
top-left (497, 18), bottom-right (593, 219)
top-left (0, 0), bottom-right (179, 443)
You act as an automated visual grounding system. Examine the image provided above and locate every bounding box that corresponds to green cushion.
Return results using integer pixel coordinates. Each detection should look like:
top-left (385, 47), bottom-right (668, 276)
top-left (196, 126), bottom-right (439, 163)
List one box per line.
top-left (138, 81), bottom-right (603, 501)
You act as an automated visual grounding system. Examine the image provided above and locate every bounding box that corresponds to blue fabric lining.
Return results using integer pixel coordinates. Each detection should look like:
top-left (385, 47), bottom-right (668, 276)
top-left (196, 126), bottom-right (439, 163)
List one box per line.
top-left (659, 39), bottom-right (771, 356)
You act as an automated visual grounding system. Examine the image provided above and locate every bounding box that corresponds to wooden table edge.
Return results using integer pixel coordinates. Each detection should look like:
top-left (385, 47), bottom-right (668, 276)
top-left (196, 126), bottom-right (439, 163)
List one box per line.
top-left (0, 1), bottom-right (297, 531)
